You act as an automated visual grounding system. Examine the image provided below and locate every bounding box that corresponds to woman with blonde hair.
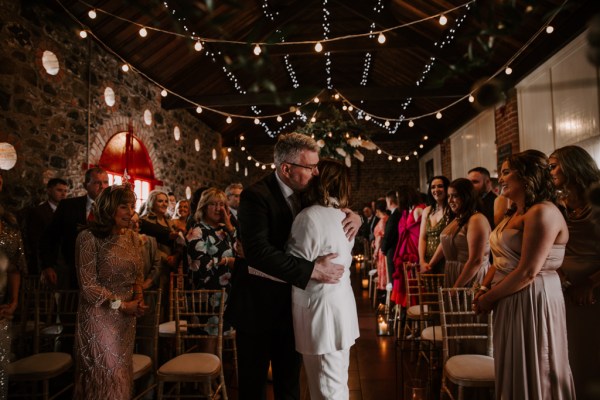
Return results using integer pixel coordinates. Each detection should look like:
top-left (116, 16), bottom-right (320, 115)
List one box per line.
top-left (550, 145), bottom-right (600, 399)
top-left (287, 159), bottom-right (359, 400)
top-left (170, 199), bottom-right (190, 234)
top-left (74, 185), bottom-right (146, 399)
top-left (185, 188), bottom-right (237, 293)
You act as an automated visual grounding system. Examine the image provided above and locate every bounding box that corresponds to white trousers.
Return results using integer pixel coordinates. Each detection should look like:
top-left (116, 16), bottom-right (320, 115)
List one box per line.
top-left (302, 348), bottom-right (350, 400)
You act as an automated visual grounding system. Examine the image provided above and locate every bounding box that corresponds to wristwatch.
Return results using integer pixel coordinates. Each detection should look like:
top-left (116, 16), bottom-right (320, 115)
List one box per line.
top-left (110, 299), bottom-right (122, 310)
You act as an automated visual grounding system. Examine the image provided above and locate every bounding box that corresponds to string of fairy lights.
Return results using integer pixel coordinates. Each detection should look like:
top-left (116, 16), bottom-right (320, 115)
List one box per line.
top-left (59, 0), bottom-right (566, 171)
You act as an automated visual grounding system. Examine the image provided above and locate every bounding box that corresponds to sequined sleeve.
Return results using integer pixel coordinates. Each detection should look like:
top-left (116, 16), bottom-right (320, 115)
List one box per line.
top-left (7, 226), bottom-right (27, 275)
top-left (75, 230), bottom-right (116, 306)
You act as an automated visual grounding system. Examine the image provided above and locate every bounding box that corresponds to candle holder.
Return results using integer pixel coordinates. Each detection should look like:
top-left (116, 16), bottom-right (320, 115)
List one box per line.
top-left (375, 303), bottom-right (394, 336)
top-left (361, 278), bottom-right (369, 290)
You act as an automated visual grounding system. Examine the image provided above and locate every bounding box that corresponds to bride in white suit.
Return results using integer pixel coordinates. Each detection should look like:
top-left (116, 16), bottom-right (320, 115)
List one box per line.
top-left (287, 159), bottom-right (360, 400)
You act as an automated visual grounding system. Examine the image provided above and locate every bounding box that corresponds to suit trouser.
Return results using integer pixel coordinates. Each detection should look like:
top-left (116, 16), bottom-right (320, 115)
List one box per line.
top-left (236, 323), bottom-right (301, 400)
top-left (302, 348), bottom-right (350, 400)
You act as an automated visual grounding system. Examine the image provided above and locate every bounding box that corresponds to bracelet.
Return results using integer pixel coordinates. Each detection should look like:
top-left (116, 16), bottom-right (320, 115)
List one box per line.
top-left (479, 285), bottom-right (490, 293)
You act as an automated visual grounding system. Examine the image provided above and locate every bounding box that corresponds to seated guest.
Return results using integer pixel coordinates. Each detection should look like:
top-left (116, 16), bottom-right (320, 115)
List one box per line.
top-left (473, 151), bottom-right (574, 399)
top-left (427, 178), bottom-right (490, 288)
top-left (550, 145), bottom-right (600, 399)
top-left (185, 188), bottom-right (236, 294)
top-left (418, 175), bottom-right (450, 274)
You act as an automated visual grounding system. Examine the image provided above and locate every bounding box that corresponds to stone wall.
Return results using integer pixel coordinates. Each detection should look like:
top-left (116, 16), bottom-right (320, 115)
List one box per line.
top-left (0, 1), bottom-right (251, 209)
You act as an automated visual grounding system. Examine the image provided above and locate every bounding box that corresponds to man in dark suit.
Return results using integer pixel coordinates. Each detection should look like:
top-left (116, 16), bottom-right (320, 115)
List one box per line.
top-left (380, 190), bottom-right (401, 284)
top-left (23, 178), bottom-right (68, 274)
top-left (227, 133), bottom-right (361, 400)
top-left (468, 167), bottom-right (497, 229)
top-left (40, 167), bottom-right (109, 289)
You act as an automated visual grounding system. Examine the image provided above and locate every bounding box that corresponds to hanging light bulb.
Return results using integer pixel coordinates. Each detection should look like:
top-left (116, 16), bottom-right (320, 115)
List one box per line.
top-left (342, 105), bottom-right (348, 111)
top-left (196, 106), bottom-right (203, 113)
top-left (405, 155), bottom-right (410, 160)
top-left (365, 115), bottom-right (371, 121)
top-left (408, 120), bottom-right (415, 128)
top-left (194, 40), bottom-right (203, 52)
top-left (333, 93), bottom-right (340, 100)
top-left (377, 32), bottom-right (386, 44)
top-left (310, 117), bottom-right (316, 123)
top-left (384, 120), bottom-right (390, 127)
top-left (377, 149), bottom-right (382, 155)
top-left (419, 144), bottom-right (424, 149)
top-left (546, 25), bottom-right (554, 34)
top-left (424, 135), bottom-right (429, 140)
top-left (160, 89), bottom-right (168, 97)
top-left (439, 15), bottom-right (448, 26)
top-left (413, 151), bottom-right (418, 156)
top-left (348, 106), bottom-right (354, 112)
top-left (295, 109), bottom-right (301, 116)
top-left (313, 97), bottom-right (320, 103)
top-left (121, 64), bottom-right (130, 72)
top-left (254, 118), bottom-right (260, 125)
top-left (276, 115), bottom-right (283, 122)
top-left (240, 135), bottom-right (245, 141)
top-left (88, 9), bottom-right (97, 19)
top-left (241, 146), bottom-right (246, 151)
top-left (388, 155), bottom-right (393, 161)
top-left (468, 95), bottom-right (475, 103)
top-left (247, 156), bottom-right (252, 161)
top-left (139, 27), bottom-right (148, 37)
top-left (314, 42), bottom-right (323, 52)
top-left (227, 147), bottom-right (232, 153)
top-left (226, 116), bottom-right (233, 124)
top-left (436, 112), bottom-right (442, 119)
top-left (397, 157), bottom-right (401, 162)
top-left (261, 165), bottom-right (267, 170)
top-left (79, 30), bottom-right (88, 39)
top-left (271, 164), bottom-right (276, 169)
top-left (253, 44), bottom-right (262, 56)
top-left (255, 162), bottom-right (260, 167)
top-left (505, 66), bottom-right (513, 75)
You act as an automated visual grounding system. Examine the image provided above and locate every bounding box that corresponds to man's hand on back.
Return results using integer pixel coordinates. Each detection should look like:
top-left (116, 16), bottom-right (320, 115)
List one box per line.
top-left (341, 209), bottom-right (362, 241)
top-left (311, 253), bottom-right (344, 283)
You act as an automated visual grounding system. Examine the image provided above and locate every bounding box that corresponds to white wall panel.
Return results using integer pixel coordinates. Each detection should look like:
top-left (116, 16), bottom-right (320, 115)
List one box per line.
top-left (418, 145), bottom-right (442, 192)
top-left (450, 109), bottom-right (497, 179)
top-left (518, 70), bottom-right (555, 154)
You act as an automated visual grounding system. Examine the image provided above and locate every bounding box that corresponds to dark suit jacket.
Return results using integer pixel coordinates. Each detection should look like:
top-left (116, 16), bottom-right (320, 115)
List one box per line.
top-left (40, 195), bottom-right (87, 289)
top-left (23, 201), bottom-right (54, 274)
top-left (380, 208), bottom-right (400, 257)
top-left (225, 173), bottom-right (314, 333)
top-left (481, 191), bottom-right (497, 230)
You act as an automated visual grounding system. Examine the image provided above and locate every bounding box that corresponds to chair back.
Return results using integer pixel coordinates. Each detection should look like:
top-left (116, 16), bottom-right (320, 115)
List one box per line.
top-left (173, 288), bottom-right (226, 359)
top-left (438, 287), bottom-right (493, 364)
top-left (36, 289), bottom-right (79, 353)
top-left (135, 290), bottom-right (162, 366)
top-left (417, 273), bottom-right (445, 320)
top-left (403, 262), bottom-right (420, 308)
top-left (362, 237), bottom-right (372, 266)
top-left (168, 271), bottom-right (186, 321)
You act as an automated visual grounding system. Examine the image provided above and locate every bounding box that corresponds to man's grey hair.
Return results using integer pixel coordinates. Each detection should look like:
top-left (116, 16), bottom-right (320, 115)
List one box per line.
top-left (225, 182), bottom-right (243, 195)
top-left (273, 133), bottom-right (319, 166)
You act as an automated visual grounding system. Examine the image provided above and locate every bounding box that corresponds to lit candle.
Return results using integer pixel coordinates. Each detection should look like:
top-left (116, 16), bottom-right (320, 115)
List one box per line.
top-left (362, 278), bottom-right (369, 289)
top-left (379, 320), bottom-right (388, 334)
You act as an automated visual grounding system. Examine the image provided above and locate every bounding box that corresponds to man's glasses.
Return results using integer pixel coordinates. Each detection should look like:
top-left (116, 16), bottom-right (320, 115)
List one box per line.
top-left (285, 161), bottom-right (319, 172)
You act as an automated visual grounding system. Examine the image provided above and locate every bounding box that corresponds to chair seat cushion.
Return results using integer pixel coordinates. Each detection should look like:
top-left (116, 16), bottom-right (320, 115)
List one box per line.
top-left (421, 325), bottom-right (442, 342)
top-left (158, 320), bottom-right (187, 336)
top-left (133, 354), bottom-right (152, 380)
top-left (407, 304), bottom-right (428, 318)
top-left (6, 352), bottom-right (72, 379)
top-left (158, 353), bottom-right (220, 377)
top-left (445, 354), bottom-right (495, 386)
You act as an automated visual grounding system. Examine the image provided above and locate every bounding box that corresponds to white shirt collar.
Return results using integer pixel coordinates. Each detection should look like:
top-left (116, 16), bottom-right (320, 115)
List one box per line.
top-left (275, 171), bottom-right (295, 199)
top-left (86, 195), bottom-right (95, 214)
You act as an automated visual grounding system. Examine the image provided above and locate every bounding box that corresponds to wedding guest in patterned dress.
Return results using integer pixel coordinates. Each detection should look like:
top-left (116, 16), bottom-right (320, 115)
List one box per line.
top-left (372, 199), bottom-right (389, 291)
top-left (74, 185), bottom-right (146, 399)
top-left (418, 175), bottom-right (450, 274)
top-left (550, 145), bottom-right (600, 400)
top-left (0, 172), bottom-right (25, 399)
top-left (185, 188), bottom-right (236, 294)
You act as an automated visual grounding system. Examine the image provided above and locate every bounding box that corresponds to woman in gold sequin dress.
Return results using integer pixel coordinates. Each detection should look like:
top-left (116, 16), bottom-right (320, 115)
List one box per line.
top-left (418, 175), bottom-right (450, 274)
top-left (74, 186), bottom-right (146, 399)
top-left (0, 172), bottom-right (25, 399)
